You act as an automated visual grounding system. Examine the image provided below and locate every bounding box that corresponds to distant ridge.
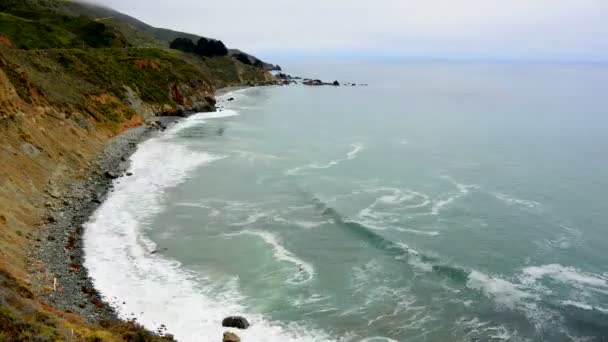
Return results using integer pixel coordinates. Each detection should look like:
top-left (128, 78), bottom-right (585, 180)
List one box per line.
top-left (73, 0), bottom-right (281, 70)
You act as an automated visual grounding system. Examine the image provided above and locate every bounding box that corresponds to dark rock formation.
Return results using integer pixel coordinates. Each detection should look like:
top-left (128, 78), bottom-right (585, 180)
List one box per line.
top-left (303, 79), bottom-right (324, 86)
top-left (204, 95), bottom-right (217, 106)
top-left (332, 80), bottom-right (340, 86)
top-left (222, 316), bottom-right (250, 329)
top-left (104, 171), bottom-right (120, 179)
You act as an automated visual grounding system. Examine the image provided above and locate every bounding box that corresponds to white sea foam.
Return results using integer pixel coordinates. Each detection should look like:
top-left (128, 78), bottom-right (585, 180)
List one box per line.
top-left (393, 227), bottom-right (440, 236)
top-left (355, 188), bottom-right (436, 236)
top-left (431, 176), bottom-right (476, 215)
top-left (466, 271), bottom-right (536, 309)
top-left (230, 212), bottom-right (269, 226)
top-left (521, 264), bottom-right (608, 289)
top-left (346, 142), bottom-right (365, 159)
top-left (286, 142), bottom-right (365, 175)
top-left (456, 318), bottom-right (520, 342)
top-left (490, 192), bottom-right (541, 209)
top-left (395, 242), bottom-right (434, 272)
top-left (291, 294), bottom-right (331, 307)
top-left (224, 230), bottom-right (315, 285)
top-left (361, 188), bottom-right (430, 212)
top-left (561, 300), bottom-right (608, 314)
top-left (360, 337), bottom-right (399, 342)
top-left (162, 109), bottom-right (240, 135)
top-left (84, 127), bottom-right (331, 341)
top-left (194, 109), bottom-right (240, 120)
top-left (175, 201), bottom-right (211, 209)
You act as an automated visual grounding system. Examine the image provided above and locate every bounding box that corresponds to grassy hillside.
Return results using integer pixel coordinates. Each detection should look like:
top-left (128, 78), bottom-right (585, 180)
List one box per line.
top-left (0, 0), bottom-right (201, 48)
top-left (0, 1), bottom-right (129, 49)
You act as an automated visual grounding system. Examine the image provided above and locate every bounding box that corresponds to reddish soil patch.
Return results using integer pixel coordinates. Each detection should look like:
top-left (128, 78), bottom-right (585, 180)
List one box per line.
top-left (0, 34), bottom-right (13, 47)
top-left (65, 236), bottom-right (76, 250)
top-left (133, 59), bottom-right (159, 70)
top-left (81, 286), bottom-right (93, 295)
top-left (118, 114), bottom-right (143, 132)
top-left (171, 84), bottom-right (184, 105)
top-left (91, 298), bottom-right (104, 309)
top-left (40, 304), bottom-right (85, 323)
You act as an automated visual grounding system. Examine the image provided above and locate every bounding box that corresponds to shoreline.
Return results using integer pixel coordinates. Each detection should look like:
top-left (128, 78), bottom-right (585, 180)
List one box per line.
top-left (31, 116), bottom-right (184, 324)
top-left (30, 85), bottom-right (249, 328)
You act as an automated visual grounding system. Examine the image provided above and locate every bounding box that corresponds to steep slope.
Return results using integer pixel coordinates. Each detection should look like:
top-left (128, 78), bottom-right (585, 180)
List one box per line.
top-left (0, 1), bottom-right (276, 340)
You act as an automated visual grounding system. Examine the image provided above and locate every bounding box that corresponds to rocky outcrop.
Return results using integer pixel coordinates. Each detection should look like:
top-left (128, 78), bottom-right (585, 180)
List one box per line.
top-left (222, 316), bottom-right (250, 329)
top-left (223, 332), bottom-right (241, 342)
top-left (302, 79), bottom-right (342, 86)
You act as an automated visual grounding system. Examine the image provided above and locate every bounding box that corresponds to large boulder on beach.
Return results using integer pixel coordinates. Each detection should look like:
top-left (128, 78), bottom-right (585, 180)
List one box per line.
top-left (222, 316), bottom-right (250, 329)
top-left (104, 171), bottom-right (120, 179)
top-left (223, 332), bottom-right (241, 342)
top-left (204, 95), bottom-right (217, 106)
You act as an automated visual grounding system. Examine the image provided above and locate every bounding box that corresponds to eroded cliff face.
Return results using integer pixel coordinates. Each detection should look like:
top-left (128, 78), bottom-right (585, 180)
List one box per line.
top-left (0, 45), bottom-right (275, 340)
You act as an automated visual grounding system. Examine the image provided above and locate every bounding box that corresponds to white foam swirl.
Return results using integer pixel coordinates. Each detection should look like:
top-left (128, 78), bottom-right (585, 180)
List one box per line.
top-left (224, 230), bottom-right (315, 285)
top-left (286, 143), bottom-right (365, 175)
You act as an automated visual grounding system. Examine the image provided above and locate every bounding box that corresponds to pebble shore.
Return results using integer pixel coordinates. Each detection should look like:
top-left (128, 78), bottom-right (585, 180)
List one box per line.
top-left (30, 116), bottom-right (182, 324)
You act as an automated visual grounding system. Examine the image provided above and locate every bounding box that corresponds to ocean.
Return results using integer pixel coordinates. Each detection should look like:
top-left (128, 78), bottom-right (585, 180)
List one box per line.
top-left (84, 61), bottom-right (608, 341)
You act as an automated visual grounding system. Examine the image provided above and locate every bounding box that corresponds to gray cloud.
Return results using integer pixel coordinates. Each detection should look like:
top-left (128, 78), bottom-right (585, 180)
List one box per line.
top-left (89, 0), bottom-right (608, 61)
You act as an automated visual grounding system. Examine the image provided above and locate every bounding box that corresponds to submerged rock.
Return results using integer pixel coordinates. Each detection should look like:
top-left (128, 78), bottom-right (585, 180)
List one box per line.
top-left (222, 316), bottom-right (250, 329)
top-left (223, 332), bottom-right (241, 342)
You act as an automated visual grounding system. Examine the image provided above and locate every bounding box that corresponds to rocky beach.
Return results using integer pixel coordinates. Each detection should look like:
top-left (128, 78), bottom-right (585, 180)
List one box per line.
top-left (30, 116), bottom-right (181, 326)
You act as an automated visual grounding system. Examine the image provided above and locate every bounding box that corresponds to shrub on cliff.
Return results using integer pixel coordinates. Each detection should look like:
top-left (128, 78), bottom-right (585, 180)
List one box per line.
top-left (169, 37), bottom-right (228, 57)
top-left (195, 37), bottom-right (228, 57)
top-left (169, 37), bottom-right (196, 53)
top-left (233, 52), bottom-right (253, 66)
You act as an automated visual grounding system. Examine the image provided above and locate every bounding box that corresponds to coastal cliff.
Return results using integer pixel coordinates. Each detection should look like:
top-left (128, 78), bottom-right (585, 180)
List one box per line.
top-left (0, 0), bottom-right (275, 340)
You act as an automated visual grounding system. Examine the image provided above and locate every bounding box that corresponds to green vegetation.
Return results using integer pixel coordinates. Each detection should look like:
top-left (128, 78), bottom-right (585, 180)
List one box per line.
top-left (1, 46), bottom-right (268, 105)
top-left (170, 37), bottom-right (228, 57)
top-left (0, 13), bottom-right (81, 49)
top-left (0, 2), bottom-right (129, 50)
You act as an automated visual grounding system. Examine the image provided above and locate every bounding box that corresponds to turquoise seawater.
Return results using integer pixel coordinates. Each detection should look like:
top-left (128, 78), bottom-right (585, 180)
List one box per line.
top-left (84, 62), bottom-right (608, 341)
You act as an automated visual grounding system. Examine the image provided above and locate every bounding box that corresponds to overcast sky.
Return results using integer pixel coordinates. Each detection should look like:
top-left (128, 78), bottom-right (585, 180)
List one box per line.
top-left (89, 0), bottom-right (607, 62)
